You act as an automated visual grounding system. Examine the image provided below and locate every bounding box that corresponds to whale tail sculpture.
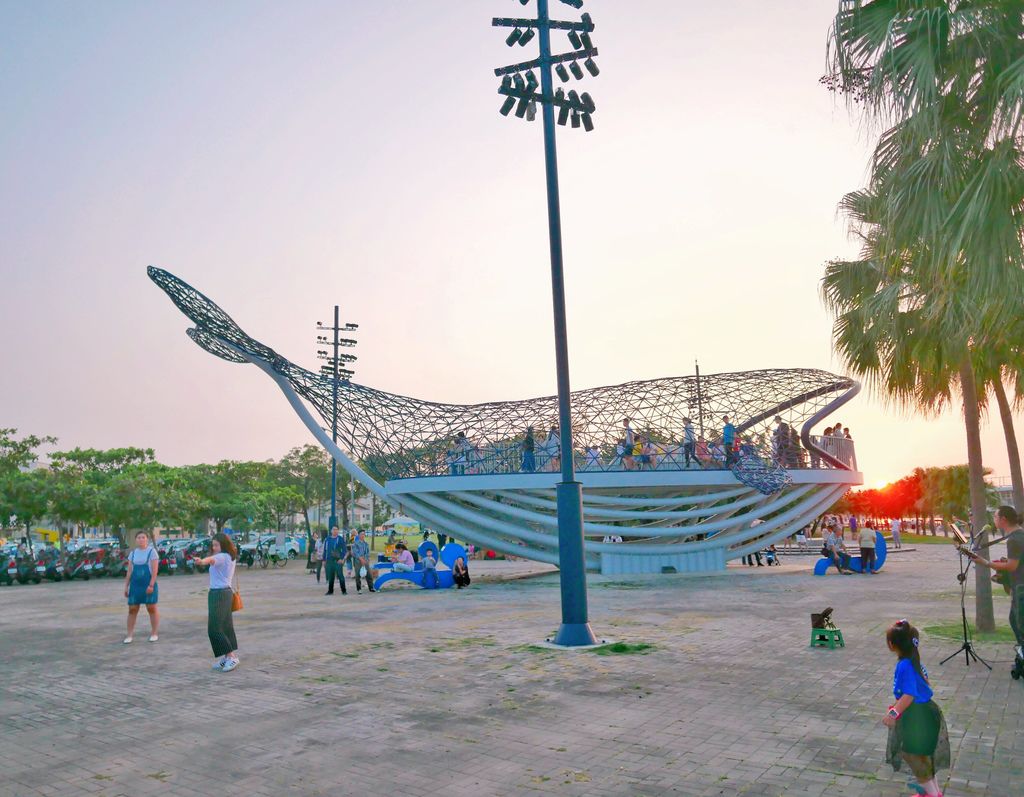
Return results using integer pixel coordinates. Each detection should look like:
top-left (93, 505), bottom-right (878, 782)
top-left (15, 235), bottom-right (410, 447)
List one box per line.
top-left (149, 267), bottom-right (862, 574)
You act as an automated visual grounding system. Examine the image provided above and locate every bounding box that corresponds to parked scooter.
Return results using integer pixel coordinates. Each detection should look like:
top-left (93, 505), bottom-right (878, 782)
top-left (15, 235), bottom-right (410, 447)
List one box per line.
top-left (14, 552), bottom-right (42, 584)
top-left (1, 552), bottom-right (17, 585)
top-left (37, 548), bottom-right (65, 582)
top-left (106, 549), bottom-right (128, 579)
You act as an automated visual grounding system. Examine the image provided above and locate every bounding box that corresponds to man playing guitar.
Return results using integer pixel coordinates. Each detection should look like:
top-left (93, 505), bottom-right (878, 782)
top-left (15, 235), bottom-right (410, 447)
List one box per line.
top-left (963, 505), bottom-right (1024, 668)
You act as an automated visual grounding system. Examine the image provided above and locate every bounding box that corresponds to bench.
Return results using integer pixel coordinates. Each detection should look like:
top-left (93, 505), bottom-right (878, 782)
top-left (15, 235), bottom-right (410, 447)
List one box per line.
top-left (813, 531), bottom-right (887, 575)
top-left (373, 542), bottom-right (467, 591)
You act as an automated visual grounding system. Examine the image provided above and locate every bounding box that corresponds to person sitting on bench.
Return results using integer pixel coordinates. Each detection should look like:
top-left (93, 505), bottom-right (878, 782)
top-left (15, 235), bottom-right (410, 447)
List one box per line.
top-left (422, 549), bottom-right (440, 588)
top-left (391, 543), bottom-right (415, 573)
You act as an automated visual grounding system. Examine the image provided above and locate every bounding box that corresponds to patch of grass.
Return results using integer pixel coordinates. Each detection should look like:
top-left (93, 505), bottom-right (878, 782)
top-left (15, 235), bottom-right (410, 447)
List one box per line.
top-left (300, 674), bottom-right (344, 684)
top-left (92, 775), bottom-right (113, 781)
top-left (146, 771), bottom-right (170, 782)
top-left (899, 533), bottom-right (957, 545)
top-left (512, 644), bottom-right (554, 654)
top-left (923, 622), bottom-right (1017, 643)
top-left (590, 642), bottom-right (655, 656)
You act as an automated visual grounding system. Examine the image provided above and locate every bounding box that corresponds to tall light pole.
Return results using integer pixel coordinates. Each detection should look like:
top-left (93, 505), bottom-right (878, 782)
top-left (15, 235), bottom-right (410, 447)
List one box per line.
top-left (492, 0), bottom-right (599, 647)
top-left (315, 310), bottom-right (358, 532)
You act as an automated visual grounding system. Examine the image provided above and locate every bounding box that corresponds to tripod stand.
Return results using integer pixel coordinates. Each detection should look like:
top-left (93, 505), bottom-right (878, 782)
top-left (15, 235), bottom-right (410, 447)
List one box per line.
top-left (940, 548), bottom-right (992, 669)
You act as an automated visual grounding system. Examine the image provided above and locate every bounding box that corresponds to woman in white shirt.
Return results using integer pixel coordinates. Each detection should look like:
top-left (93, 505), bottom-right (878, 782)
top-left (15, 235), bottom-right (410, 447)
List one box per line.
top-left (123, 531), bottom-right (159, 643)
top-left (193, 532), bottom-right (240, 672)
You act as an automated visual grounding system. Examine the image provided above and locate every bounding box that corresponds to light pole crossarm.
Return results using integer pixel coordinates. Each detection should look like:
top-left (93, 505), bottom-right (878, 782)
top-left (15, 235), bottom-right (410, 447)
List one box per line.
top-left (493, 47), bottom-right (598, 76)
top-left (498, 86), bottom-right (595, 113)
top-left (492, 17), bottom-right (594, 32)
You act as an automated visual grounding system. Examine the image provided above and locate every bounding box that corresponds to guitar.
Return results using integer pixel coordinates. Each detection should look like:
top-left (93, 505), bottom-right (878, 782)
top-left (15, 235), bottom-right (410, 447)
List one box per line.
top-left (958, 545), bottom-right (1013, 596)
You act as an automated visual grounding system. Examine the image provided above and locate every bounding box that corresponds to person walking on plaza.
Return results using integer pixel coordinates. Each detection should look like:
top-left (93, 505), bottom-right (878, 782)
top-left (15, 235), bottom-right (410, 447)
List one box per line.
top-left (310, 530), bottom-right (325, 583)
top-left (965, 505), bottom-right (1023, 660)
top-left (859, 521), bottom-right (877, 574)
top-left (193, 532), bottom-right (240, 672)
top-left (891, 517), bottom-right (903, 549)
top-left (123, 531), bottom-right (159, 644)
top-left (520, 426), bottom-right (536, 473)
top-left (323, 526), bottom-right (348, 596)
top-left (350, 530), bottom-right (375, 593)
top-left (882, 619), bottom-right (949, 796)
top-left (721, 415), bottom-right (736, 466)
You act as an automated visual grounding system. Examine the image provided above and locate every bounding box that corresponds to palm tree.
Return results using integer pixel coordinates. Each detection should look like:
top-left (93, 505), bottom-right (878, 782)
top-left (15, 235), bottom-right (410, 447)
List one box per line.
top-left (826, 1), bottom-right (1024, 631)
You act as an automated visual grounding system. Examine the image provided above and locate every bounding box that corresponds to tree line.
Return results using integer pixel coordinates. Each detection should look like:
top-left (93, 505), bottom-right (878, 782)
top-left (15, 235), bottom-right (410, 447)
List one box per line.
top-left (0, 428), bottom-right (381, 547)
top-left (833, 464), bottom-right (998, 534)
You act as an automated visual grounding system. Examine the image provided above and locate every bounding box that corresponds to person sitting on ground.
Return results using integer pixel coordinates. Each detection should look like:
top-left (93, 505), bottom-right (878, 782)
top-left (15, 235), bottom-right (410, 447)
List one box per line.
top-left (452, 556), bottom-right (471, 589)
top-left (421, 549), bottom-right (440, 589)
top-left (391, 542), bottom-right (415, 573)
top-left (765, 544), bottom-right (780, 566)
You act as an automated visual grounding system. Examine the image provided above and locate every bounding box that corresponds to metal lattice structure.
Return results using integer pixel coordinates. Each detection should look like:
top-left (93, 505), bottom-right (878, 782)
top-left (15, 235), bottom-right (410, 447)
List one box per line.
top-left (149, 267), bottom-right (863, 574)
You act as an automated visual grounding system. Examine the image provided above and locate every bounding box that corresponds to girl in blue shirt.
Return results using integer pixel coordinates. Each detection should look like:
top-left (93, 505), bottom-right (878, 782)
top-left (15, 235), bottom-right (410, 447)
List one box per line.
top-left (883, 620), bottom-right (949, 796)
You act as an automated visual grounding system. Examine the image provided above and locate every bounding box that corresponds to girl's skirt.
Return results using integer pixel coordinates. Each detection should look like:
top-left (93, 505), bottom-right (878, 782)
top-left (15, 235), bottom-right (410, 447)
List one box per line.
top-left (886, 699), bottom-right (950, 771)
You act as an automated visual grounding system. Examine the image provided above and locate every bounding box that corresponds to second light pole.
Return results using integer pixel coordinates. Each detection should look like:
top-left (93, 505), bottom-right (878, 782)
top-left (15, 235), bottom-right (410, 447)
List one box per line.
top-left (492, 0), bottom-right (599, 646)
top-left (316, 308), bottom-right (358, 531)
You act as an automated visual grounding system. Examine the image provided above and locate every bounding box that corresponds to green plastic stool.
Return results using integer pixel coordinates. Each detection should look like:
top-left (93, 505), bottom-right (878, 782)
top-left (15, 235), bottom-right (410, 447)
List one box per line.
top-left (810, 628), bottom-right (845, 649)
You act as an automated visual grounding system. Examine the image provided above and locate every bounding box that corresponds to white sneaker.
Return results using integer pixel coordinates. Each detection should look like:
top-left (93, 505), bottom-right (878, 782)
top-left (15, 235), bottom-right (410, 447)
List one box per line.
top-left (148, 635), bottom-right (159, 643)
top-left (123, 637), bottom-right (133, 644)
top-left (212, 657), bottom-right (226, 670)
top-left (220, 657), bottom-right (238, 672)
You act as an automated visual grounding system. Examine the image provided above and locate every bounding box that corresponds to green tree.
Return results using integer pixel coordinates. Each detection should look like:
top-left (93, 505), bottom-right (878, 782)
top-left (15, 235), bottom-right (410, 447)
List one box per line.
top-left (184, 461), bottom-right (268, 534)
top-left (825, 1), bottom-right (1024, 632)
top-left (278, 445), bottom-right (330, 543)
top-left (0, 428), bottom-right (56, 475)
top-left (0, 469), bottom-right (52, 550)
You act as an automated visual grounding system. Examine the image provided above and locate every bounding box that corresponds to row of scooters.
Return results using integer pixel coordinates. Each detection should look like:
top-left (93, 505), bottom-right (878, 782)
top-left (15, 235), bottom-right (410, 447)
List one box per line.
top-left (1, 538), bottom-right (217, 586)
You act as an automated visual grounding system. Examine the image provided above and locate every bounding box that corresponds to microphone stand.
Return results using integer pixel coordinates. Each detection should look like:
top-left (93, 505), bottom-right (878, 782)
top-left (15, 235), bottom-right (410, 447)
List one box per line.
top-left (940, 535), bottom-right (992, 669)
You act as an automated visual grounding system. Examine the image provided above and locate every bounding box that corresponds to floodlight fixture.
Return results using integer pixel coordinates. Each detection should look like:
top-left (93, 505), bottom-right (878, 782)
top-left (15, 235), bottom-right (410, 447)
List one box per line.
top-left (344, 323), bottom-right (359, 331)
top-left (581, 112), bottom-right (594, 132)
top-left (515, 95), bottom-right (530, 118)
top-left (569, 60), bottom-right (584, 80)
top-left (518, 27), bottom-right (535, 46)
top-left (500, 95), bottom-right (516, 116)
top-left (580, 30), bottom-right (593, 50)
top-left (584, 57), bottom-right (599, 77)
top-left (560, 0), bottom-right (584, 8)
top-left (525, 70), bottom-right (539, 91)
top-left (514, 72), bottom-right (527, 91)
top-left (506, 27), bottom-right (523, 46)
top-left (571, 110), bottom-right (580, 128)
top-left (567, 29), bottom-right (582, 49)
top-left (526, 100), bottom-right (537, 121)
top-left (580, 91), bottom-right (595, 113)
top-left (555, 63), bottom-right (569, 82)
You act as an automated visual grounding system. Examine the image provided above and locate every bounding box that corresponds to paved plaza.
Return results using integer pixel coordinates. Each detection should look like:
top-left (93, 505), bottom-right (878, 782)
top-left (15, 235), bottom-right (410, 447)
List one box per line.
top-left (1, 547), bottom-right (1020, 797)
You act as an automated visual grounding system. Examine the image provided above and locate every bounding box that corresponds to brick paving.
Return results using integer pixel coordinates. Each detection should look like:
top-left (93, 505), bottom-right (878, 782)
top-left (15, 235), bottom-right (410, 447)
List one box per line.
top-left (0, 546), bottom-right (1020, 796)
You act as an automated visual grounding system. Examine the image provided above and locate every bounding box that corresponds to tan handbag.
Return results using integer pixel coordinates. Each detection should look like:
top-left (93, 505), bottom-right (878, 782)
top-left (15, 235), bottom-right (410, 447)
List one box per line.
top-left (231, 567), bottom-right (243, 612)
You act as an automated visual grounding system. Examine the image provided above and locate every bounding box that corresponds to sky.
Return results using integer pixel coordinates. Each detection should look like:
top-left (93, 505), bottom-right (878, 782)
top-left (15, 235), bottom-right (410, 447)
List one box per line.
top-left (1, 0), bottom-right (1020, 489)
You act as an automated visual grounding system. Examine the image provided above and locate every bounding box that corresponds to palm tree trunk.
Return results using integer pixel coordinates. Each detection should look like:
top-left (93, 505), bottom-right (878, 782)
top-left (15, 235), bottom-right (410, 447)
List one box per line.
top-left (992, 378), bottom-right (1024, 512)
top-left (960, 358), bottom-right (996, 633)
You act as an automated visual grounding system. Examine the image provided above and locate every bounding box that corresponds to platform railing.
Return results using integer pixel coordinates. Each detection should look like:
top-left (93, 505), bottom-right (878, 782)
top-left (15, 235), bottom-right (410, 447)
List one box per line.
top-left (383, 434), bottom-right (857, 480)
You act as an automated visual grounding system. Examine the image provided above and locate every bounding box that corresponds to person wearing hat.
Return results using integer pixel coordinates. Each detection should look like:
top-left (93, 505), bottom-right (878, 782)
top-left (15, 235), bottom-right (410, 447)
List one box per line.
top-left (682, 417), bottom-right (696, 468)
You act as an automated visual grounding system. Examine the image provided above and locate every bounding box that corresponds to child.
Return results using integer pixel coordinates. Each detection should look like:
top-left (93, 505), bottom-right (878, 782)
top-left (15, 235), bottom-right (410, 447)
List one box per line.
top-left (883, 620), bottom-right (950, 796)
top-left (422, 550), bottom-right (439, 589)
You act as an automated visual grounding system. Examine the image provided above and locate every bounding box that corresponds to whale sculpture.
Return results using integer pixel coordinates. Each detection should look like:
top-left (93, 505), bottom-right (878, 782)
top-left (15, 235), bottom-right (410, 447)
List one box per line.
top-left (149, 267), bottom-right (862, 574)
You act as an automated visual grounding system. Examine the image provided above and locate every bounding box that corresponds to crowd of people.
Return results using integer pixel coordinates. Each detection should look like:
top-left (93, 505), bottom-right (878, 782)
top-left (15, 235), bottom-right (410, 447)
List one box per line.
top-left (441, 415), bottom-right (856, 477)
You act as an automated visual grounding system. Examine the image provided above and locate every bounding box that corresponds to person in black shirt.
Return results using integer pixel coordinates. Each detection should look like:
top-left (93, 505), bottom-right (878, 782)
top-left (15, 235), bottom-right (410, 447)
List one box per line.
top-left (322, 527), bottom-right (348, 596)
top-left (965, 505), bottom-right (1023, 658)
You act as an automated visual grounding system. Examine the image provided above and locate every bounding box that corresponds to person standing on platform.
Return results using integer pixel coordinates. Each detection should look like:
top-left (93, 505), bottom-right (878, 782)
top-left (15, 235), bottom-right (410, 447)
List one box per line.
top-left (682, 417), bottom-right (696, 468)
top-left (721, 416), bottom-right (736, 466)
top-left (323, 526), bottom-right (348, 596)
top-left (521, 427), bottom-right (536, 473)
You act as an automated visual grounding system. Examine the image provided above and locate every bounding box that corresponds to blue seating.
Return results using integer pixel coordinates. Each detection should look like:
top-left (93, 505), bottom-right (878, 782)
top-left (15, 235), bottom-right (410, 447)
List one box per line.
top-left (373, 542), bottom-right (467, 591)
top-left (813, 531), bottom-right (887, 575)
